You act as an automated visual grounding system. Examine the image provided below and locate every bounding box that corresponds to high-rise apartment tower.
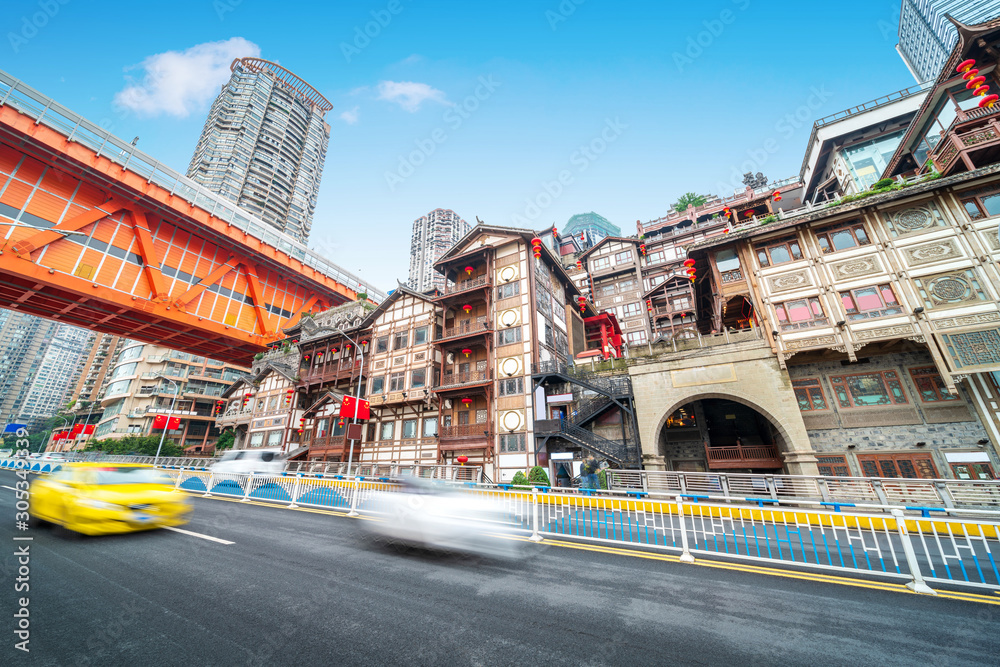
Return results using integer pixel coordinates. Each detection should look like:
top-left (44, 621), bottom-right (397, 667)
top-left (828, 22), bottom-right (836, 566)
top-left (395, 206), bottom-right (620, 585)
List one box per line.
top-left (407, 209), bottom-right (471, 292)
top-left (187, 57), bottom-right (332, 243)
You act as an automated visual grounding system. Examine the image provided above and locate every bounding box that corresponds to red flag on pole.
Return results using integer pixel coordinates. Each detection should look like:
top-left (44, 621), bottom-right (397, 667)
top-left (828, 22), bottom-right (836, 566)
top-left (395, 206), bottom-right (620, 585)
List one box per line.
top-left (339, 396), bottom-right (370, 420)
top-left (152, 415), bottom-right (168, 429)
top-left (52, 431), bottom-right (67, 441)
top-left (83, 424), bottom-right (95, 435)
top-left (167, 416), bottom-right (181, 430)
top-left (70, 423), bottom-right (83, 436)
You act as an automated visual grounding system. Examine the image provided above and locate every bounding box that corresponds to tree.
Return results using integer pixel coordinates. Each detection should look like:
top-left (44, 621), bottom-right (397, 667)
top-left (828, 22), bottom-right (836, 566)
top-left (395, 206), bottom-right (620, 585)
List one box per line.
top-left (527, 465), bottom-right (551, 487)
top-left (674, 192), bottom-right (708, 212)
top-left (84, 434), bottom-right (184, 457)
top-left (510, 471), bottom-right (530, 489)
top-left (215, 430), bottom-right (236, 451)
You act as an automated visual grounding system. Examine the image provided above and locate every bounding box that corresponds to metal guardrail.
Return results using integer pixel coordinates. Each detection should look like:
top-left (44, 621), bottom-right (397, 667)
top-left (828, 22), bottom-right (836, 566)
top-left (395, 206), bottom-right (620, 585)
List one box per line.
top-left (0, 68), bottom-right (385, 303)
top-left (606, 469), bottom-right (1000, 511)
top-left (159, 469), bottom-right (999, 594)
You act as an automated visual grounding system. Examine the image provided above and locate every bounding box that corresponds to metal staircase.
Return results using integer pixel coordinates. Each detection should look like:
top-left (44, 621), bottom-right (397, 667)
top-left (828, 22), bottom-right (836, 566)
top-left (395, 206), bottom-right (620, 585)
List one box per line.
top-left (555, 422), bottom-right (638, 468)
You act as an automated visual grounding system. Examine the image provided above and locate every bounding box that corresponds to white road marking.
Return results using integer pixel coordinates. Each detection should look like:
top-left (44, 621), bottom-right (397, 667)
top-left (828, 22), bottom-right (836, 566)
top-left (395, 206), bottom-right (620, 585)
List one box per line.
top-left (163, 526), bottom-right (234, 544)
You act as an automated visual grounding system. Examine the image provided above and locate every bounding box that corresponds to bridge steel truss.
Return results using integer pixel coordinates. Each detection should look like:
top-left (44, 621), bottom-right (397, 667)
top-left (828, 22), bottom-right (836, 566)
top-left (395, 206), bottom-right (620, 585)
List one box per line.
top-left (0, 82), bottom-right (362, 365)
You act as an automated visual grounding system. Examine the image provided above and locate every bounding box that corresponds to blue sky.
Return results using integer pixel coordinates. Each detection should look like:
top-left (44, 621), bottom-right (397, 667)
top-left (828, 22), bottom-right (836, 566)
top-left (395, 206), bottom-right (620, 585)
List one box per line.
top-left (5, 0), bottom-right (917, 292)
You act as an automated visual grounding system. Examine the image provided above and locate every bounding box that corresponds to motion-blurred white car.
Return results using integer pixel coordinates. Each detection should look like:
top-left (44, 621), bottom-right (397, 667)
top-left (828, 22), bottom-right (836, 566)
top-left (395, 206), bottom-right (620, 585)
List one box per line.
top-left (210, 448), bottom-right (283, 475)
top-left (361, 478), bottom-right (526, 559)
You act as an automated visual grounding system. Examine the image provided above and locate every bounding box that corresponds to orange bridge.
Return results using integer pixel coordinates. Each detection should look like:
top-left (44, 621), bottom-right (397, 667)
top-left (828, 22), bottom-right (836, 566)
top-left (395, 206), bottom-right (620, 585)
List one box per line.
top-left (0, 70), bottom-right (383, 365)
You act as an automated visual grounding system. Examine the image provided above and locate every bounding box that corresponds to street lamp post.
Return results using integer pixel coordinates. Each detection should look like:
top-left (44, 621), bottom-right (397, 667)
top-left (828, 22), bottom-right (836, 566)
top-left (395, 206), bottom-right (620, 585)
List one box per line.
top-left (153, 374), bottom-right (179, 465)
top-left (48, 415), bottom-right (71, 454)
top-left (335, 328), bottom-right (364, 477)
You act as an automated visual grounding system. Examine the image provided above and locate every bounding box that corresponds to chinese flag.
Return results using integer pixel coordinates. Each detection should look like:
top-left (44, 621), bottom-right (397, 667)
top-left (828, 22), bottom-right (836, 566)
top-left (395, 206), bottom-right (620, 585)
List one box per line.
top-left (83, 424), bottom-right (95, 435)
top-left (152, 415), bottom-right (168, 429)
top-left (70, 423), bottom-right (84, 436)
top-left (167, 416), bottom-right (181, 430)
top-left (339, 396), bottom-right (370, 420)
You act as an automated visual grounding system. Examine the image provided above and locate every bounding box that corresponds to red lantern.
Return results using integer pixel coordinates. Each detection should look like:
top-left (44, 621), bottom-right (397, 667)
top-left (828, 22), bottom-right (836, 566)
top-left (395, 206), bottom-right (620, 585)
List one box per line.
top-left (292, 339), bottom-right (299, 343)
top-left (580, 232), bottom-right (585, 241)
top-left (551, 226), bottom-right (558, 239)
top-left (465, 265), bottom-right (474, 275)
top-left (531, 237), bottom-right (542, 259)
top-left (462, 304), bottom-right (472, 314)
top-left (956, 58), bottom-right (976, 73)
top-left (462, 348), bottom-right (472, 358)
top-left (722, 206), bottom-right (731, 218)
top-left (646, 299), bottom-right (653, 313)
top-left (723, 228), bottom-right (731, 234)
top-left (962, 68), bottom-right (980, 81)
top-left (639, 242), bottom-right (647, 256)
top-left (361, 340), bottom-right (369, 346)
top-left (461, 397), bottom-right (473, 406)
top-left (576, 259), bottom-right (582, 269)
top-left (744, 210), bottom-right (754, 218)
top-left (456, 455), bottom-right (469, 464)
top-left (344, 343), bottom-right (351, 350)
top-left (967, 76), bottom-right (987, 90)
top-left (686, 267), bottom-right (696, 275)
top-left (338, 417), bottom-right (345, 427)
top-left (683, 259), bottom-right (695, 267)
top-left (980, 94), bottom-right (999, 109)
top-left (303, 354), bottom-right (310, 360)
top-left (578, 295), bottom-right (586, 314)
top-left (974, 84), bottom-right (991, 97)
top-left (772, 190), bottom-right (782, 202)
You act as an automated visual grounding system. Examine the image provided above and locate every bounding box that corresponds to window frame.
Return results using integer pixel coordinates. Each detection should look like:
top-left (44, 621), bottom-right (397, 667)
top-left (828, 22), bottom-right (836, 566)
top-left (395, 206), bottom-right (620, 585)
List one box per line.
top-left (814, 220), bottom-right (871, 254)
top-left (592, 256), bottom-right (610, 270)
top-left (370, 376), bottom-right (385, 395)
top-left (839, 283), bottom-right (903, 321)
top-left (393, 330), bottom-right (409, 350)
top-left (959, 185), bottom-right (1000, 221)
top-left (410, 368), bottom-right (426, 389)
top-left (908, 366), bottom-right (960, 403)
top-left (388, 372), bottom-right (405, 392)
top-left (754, 236), bottom-right (803, 267)
top-left (497, 327), bottom-right (522, 346)
top-left (379, 421), bottom-right (394, 441)
top-left (374, 336), bottom-right (389, 353)
top-left (499, 433), bottom-right (526, 452)
top-left (401, 419), bottom-right (418, 440)
top-left (614, 250), bottom-right (633, 264)
top-left (413, 326), bottom-right (429, 345)
top-left (774, 297), bottom-right (828, 331)
top-left (828, 370), bottom-right (909, 408)
top-left (792, 378), bottom-right (829, 411)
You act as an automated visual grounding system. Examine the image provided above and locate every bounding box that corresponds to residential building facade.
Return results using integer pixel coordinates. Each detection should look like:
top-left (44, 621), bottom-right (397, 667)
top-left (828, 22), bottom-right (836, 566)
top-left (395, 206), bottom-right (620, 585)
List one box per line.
top-left (186, 57), bottom-right (332, 243)
top-left (95, 343), bottom-right (250, 453)
top-left (407, 208), bottom-right (470, 292)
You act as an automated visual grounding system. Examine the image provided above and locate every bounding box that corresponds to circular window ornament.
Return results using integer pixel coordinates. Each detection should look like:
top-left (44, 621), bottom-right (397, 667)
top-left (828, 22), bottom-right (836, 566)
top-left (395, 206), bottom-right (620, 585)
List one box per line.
top-left (500, 309), bottom-right (519, 327)
top-left (500, 357), bottom-right (521, 377)
top-left (894, 207), bottom-right (933, 232)
top-left (928, 275), bottom-right (971, 303)
top-left (499, 265), bottom-right (518, 283)
top-left (501, 410), bottom-right (523, 432)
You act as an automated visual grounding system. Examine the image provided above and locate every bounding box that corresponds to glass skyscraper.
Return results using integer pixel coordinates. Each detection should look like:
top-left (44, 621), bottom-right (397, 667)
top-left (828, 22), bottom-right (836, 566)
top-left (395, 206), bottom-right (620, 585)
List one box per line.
top-left (896, 1), bottom-right (1000, 82)
top-left (187, 57), bottom-right (332, 243)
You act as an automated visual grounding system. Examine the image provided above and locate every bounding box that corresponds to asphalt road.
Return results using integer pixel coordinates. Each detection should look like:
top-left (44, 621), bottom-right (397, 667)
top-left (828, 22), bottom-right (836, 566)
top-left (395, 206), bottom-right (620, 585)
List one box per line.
top-left (1, 470), bottom-right (998, 666)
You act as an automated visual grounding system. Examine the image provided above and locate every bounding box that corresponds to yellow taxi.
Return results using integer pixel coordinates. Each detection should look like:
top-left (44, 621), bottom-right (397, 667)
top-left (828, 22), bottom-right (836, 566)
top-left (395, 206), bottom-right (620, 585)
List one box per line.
top-left (30, 463), bottom-right (191, 536)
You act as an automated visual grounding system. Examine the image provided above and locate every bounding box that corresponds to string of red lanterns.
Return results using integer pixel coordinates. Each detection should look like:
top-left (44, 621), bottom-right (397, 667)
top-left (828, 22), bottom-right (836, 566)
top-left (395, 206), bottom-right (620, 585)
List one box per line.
top-left (958, 58), bottom-right (999, 108)
top-left (772, 190), bottom-right (782, 202)
top-left (683, 258), bottom-right (697, 283)
top-left (638, 236), bottom-right (647, 257)
top-left (646, 299), bottom-right (653, 313)
top-left (530, 237), bottom-right (542, 258)
top-left (576, 259), bottom-right (583, 269)
top-left (577, 295), bottom-right (587, 314)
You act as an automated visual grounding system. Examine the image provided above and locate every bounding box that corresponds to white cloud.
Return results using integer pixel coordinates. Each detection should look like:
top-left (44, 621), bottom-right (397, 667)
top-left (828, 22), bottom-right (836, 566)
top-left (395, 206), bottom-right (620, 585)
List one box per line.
top-left (113, 38), bottom-right (261, 118)
top-left (376, 80), bottom-right (451, 112)
top-left (339, 106), bottom-right (360, 124)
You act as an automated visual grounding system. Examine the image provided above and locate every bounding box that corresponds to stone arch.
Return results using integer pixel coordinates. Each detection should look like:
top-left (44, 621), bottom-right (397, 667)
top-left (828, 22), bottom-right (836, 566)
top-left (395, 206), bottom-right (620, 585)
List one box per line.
top-left (653, 391), bottom-right (798, 459)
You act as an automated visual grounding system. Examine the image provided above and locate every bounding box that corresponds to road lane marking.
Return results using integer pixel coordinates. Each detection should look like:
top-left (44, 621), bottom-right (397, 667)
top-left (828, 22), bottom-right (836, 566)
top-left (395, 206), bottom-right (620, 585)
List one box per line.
top-left (163, 526), bottom-right (234, 544)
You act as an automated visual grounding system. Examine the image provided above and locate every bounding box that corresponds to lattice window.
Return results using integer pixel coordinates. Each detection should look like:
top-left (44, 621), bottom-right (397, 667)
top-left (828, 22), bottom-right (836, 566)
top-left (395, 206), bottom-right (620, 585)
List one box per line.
top-left (828, 371), bottom-right (909, 408)
top-left (908, 366), bottom-right (959, 402)
top-left (912, 269), bottom-right (988, 310)
top-left (941, 328), bottom-right (1000, 369)
top-left (816, 455), bottom-right (849, 477)
top-left (792, 378), bottom-right (828, 411)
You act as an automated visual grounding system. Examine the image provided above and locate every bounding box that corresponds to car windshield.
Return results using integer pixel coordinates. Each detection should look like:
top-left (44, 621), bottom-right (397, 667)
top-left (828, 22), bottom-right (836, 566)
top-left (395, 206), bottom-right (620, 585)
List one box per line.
top-left (88, 467), bottom-right (173, 486)
top-left (218, 451), bottom-right (246, 461)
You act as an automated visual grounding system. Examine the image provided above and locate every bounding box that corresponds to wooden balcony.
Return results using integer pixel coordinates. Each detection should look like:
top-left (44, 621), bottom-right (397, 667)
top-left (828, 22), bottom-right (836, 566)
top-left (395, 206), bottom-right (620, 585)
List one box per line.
top-left (300, 359), bottom-right (367, 386)
top-left (438, 423), bottom-right (492, 451)
top-left (438, 321), bottom-right (491, 342)
top-left (437, 369), bottom-right (492, 390)
top-left (438, 275), bottom-right (491, 297)
top-left (705, 443), bottom-right (783, 470)
top-left (651, 305), bottom-right (694, 321)
top-left (930, 107), bottom-right (1000, 176)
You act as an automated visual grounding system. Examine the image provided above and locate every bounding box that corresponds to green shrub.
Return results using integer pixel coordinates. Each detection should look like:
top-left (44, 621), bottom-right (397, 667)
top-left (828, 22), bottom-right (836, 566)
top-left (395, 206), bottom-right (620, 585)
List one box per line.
top-left (872, 178), bottom-right (895, 190)
top-left (510, 471), bottom-right (530, 488)
top-left (598, 469), bottom-right (608, 490)
top-left (85, 434), bottom-right (184, 457)
top-left (527, 465), bottom-right (550, 487)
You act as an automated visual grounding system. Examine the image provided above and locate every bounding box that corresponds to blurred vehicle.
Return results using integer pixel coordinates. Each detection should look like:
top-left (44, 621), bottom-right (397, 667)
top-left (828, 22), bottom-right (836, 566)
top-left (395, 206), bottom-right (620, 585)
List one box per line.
top-left (0, 448), bottom-right (12, 457)
top-left (30, 463), bottom-right (191, 536)
top-left (210, 448), bottom-right (283, 475)
top-left (361, 478), bottom-right (525, 559)
top-left (38, 452), bottom-right (73, 462)
top-left (27, 452), bottom-right (42, 459)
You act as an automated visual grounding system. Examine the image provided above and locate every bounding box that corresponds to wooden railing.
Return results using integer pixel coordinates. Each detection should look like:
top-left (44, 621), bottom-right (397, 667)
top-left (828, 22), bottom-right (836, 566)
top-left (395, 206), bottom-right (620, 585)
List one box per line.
top-left (442, 275), bottom-right (490, 295)
top-left (439, 423), bottom-right (491, 439)
top-left (441, 321), bottom-right (490, 340)
top-left (439, 369), bottom-right (492, 387)
top-left (705, 443), bottom-right (782, 469)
